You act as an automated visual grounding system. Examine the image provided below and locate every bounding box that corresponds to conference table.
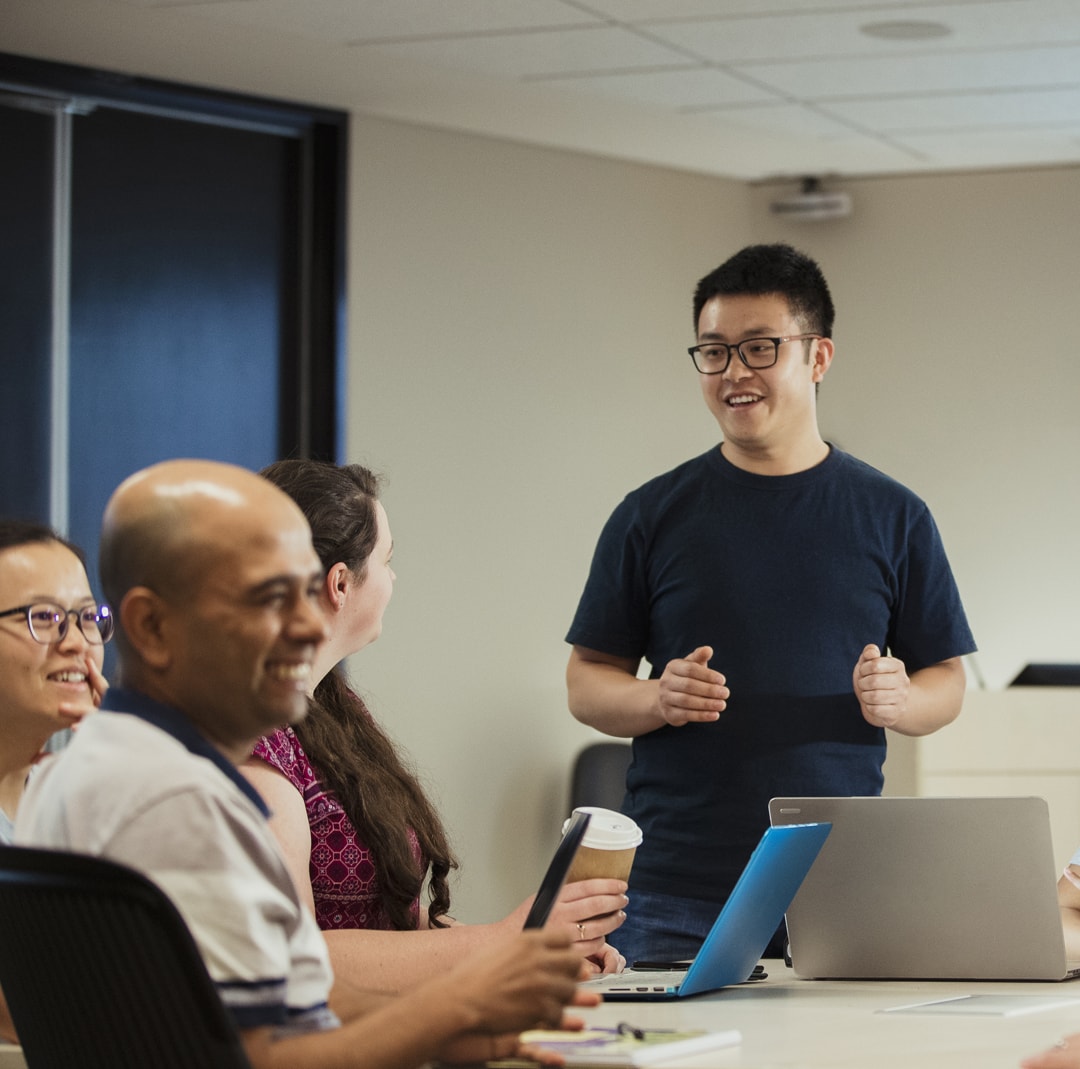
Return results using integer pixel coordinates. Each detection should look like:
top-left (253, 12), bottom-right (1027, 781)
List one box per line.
top-left (569, 964), bottom-right (1080, 1068)
top-left (3, 968), bottom-right (1080, 1069)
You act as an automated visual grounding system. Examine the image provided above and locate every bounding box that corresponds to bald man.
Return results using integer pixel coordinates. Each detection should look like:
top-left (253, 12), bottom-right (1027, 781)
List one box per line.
top-left (17, 459), bottom-right (590, 1069)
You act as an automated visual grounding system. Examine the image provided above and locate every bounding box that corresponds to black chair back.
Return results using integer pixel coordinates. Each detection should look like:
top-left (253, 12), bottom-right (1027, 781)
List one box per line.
top-left (0, 846), bottom-right (251, 1069)
top-left (568, 741), bottom-right (632, 814)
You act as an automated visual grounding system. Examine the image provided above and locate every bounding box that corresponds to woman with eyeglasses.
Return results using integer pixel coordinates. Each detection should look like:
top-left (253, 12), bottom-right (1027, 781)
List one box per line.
top-left (241, 459), bottom-right (626, 992)
top-left (0, 520), bottom-right (110, 843)
top-left (0, 519), bottom-right (110, 1043)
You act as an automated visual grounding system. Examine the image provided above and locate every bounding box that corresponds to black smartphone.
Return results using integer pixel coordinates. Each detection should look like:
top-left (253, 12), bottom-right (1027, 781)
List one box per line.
top-left (522, 810), bottom-right (591, 929)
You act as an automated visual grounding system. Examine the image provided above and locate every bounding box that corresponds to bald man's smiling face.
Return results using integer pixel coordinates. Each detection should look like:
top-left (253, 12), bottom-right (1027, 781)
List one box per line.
top-left (171, 519), bottom-right (327, 756)
top-left (105, 460), bottom-right (330, 762)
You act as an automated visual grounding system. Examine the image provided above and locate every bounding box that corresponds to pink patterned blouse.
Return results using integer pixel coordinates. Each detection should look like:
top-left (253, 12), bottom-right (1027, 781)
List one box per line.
top-left (253, 726), bottom-right (421, 931)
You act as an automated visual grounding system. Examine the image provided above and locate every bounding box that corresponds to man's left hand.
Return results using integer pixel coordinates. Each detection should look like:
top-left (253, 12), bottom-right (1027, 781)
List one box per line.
top-left (852, 644), bottom-right (910, 728)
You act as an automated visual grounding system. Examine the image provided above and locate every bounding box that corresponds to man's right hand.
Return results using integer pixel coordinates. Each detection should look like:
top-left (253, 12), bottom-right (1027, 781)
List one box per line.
top-left (567, 645), bottom-right (726, 738)
top-left (656, 646), bottom-right (728, 726)
top-left (451, 928), bottom-right (597, 1037)
top-left (240, 931), bottom-right (594, 1069)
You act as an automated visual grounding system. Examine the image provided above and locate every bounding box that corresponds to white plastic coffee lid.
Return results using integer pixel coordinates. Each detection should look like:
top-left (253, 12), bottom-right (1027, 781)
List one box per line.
top-left (562, 806), bottom-right (643, 849)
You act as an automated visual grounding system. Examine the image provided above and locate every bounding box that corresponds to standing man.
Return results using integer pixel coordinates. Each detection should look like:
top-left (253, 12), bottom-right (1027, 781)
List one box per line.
top-left (565, 244), bottom-right (975, 964)
top-left (18, 458), bottom-right (591, 1069)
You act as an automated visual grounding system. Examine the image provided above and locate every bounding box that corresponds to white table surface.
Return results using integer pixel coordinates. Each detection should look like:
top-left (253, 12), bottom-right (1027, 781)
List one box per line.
top-left (572, 964), bottom-right (1080, 1068)
top-left (7, 968), bottom-right (1080, 1069)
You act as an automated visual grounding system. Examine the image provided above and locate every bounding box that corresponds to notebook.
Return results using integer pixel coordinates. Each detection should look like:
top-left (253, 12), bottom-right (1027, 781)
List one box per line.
top-left (769, 796), bottom-right (1080, 981)
top-left (581, 821), bottom-right (831, 1000)
top-left (511, 1025), bottom-right (742, 1065)
top-left (523, 809), bottom-right (591, 929)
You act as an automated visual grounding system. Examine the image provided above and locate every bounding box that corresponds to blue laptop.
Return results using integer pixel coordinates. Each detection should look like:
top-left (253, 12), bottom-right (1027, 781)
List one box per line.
top-left (582, 822), bottom-right (831, 1000)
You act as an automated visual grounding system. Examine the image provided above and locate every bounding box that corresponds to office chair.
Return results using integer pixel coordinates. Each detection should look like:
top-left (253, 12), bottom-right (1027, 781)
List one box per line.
top-left (0, 846), bottom-right (252, 1069)
top-left (568, 741), bottom-right (632, 814)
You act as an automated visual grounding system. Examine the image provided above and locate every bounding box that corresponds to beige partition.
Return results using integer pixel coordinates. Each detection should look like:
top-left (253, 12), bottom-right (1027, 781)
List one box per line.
top-left (909, 688), bottom-right (1080, 875)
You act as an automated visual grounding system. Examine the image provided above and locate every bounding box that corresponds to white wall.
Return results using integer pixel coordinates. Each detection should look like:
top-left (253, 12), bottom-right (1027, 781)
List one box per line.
top-left (6, 0), bottom-right (1080, 923)
top-left (745, 171), bottom-right (1080, 692)
top-left (350, 142), bottom-right (1080, 921)
top-left (347, 118), bottom-right (752, 918)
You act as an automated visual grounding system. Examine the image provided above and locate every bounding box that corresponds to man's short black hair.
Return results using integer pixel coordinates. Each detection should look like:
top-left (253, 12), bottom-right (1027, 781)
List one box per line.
top-left (693, 243), bottom-right (835, 338)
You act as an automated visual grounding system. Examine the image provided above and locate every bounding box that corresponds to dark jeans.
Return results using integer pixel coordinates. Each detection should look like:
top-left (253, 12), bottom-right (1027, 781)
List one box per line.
top-left (613, 887), bottom-right (786, 966)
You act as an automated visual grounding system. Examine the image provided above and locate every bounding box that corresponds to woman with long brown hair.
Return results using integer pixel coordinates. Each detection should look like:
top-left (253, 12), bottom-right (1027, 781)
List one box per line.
top-left (242, 459), bottom-right (626, 989)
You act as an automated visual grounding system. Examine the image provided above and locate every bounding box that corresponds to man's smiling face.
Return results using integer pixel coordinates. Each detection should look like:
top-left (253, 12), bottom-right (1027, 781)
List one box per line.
top-left (695, 292), bottom-right (832, 467)
top-left (160, 502), bottom-right (329, 759)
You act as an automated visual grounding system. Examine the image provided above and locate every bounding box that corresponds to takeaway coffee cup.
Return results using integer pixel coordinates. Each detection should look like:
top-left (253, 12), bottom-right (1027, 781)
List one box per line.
top-left (562, 806), bottom-right (642, 884)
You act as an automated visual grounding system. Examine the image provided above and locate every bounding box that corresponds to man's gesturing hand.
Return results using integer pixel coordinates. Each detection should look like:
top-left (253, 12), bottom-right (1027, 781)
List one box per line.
top-left (657, 646), bottom-right (728, 727)
top-left (852, 644), bottom-right (910, 728)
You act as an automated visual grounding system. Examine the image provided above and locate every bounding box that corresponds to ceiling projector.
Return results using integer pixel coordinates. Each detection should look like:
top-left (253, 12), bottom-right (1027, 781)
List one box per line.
top-left (769, 178), bottom-right (853, 222)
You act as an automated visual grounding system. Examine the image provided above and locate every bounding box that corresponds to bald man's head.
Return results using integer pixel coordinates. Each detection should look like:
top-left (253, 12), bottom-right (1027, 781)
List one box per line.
top-left (99, 459), bottom-right (329, 758)
top-left (101, 460), bottom-right (279, 613)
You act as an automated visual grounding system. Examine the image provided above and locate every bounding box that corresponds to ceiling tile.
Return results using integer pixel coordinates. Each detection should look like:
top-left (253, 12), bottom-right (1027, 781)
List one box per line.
top-left (189, 0), bottom-right (601, 44)
top-left (574, 0), bottom-right (964, 19)
top-left (643, 1), bottom-right (1080, 64)
top-left (532, 66), bottom-right (776, 108)
top-left (740, 44), bottom-right (1080, 98)
top-left (825, 86), bottom-right (1080, 132)
top-left (351, 25), bottom-right (688, 78)
top-left (894, 128), bottom-right (1080, 168)
top-left (698, 101), bottom-right (869, 139)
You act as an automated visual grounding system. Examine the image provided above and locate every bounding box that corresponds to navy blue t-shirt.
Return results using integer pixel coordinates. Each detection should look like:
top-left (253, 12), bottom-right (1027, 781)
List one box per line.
top-left (567, 445), bottom-right (976, 902)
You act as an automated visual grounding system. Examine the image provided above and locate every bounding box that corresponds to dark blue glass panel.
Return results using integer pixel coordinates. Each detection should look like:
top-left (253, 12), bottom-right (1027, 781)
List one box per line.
top-left (67, 106), bottom-right (290, 592)
top-left (0, 102), bottom-right (53, 522)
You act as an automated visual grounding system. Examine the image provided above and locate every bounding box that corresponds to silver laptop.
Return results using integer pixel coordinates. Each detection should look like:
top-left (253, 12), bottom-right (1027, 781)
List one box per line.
top-left (582, 821), bottom-right (831, 1000)
top-left (769, 796), bottom-right (1080, 981)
